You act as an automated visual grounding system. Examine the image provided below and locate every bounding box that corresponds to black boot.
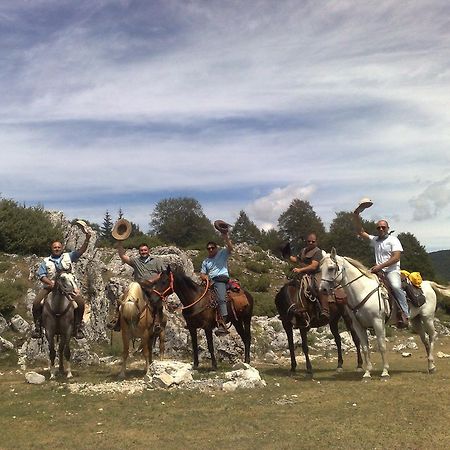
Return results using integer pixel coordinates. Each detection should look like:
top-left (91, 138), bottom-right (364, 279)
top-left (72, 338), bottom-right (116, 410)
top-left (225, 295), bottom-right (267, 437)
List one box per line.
top-left (107, 310), bottom-right (121, 331)
top-left (74, 322), bottom-right (85, 339)
top-left (215, 316), bottom-right (229, 336)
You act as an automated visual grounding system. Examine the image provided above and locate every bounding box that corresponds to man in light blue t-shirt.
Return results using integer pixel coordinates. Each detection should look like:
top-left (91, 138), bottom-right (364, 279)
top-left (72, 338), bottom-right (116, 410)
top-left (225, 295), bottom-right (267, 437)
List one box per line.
top-left (200, 232), bottom-right (233, 336)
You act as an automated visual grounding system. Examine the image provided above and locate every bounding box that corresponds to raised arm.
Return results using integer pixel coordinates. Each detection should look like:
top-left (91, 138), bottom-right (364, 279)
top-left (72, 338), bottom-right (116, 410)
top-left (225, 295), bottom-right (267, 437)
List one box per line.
top-left (353, 212), bottom-right (370, 240)
top-left (117, 242), bottom-right (131, 265)
top-left (222, 232), bottom-right (233, 253)
top-left (76, 229), bottom-right (92, 257)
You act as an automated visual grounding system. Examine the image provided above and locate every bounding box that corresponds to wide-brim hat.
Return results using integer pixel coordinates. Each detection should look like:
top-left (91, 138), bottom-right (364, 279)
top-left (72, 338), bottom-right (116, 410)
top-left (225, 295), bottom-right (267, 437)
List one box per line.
top-left (111, 218), bottom-right (132, 241)
top-left (280, 241), bottom-right (291, 259)
top-left (74, 219), bottom-right (89, 233)
top-left (214, 220), bottom-right (232, 234)
top-left (354, 197), bottom-right (373, 214)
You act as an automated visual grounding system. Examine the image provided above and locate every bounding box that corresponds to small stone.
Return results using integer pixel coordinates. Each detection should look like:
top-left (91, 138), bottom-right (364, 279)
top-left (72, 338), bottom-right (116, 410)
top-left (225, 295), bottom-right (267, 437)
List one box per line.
top-left (25, 372), bottom-right (46, 385)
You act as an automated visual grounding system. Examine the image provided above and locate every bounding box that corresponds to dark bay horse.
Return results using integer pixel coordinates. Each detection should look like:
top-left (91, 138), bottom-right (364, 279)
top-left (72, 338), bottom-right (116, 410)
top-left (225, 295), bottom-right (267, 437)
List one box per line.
top-left (148, 266), bottom-right (253, 369)
top-left (275, 276), bottom-right (363, 375)
top-left (41, 272), bottom-right (77, 379)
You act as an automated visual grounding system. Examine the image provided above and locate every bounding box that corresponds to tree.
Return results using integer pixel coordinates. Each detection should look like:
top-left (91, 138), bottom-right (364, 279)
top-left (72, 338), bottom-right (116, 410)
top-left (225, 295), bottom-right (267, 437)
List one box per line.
top-left (150, 197), bottom-right (216, 247)
top-left (277, 199), bottom-right (325, 253)
top-left (117, 208), bottom-right (124, 219)
top-left (324, 211), bottom-right (375, 266)
top-left (231, 210), bottom-right (261, 245)
top-left (100, 210), bottom-right (114, 243)
top-left (259, 228), bottom-right (285, 256)
top-left (0, 198), bottom-right (63, 255)
top-left (398, 232), bottom-right (435, 279)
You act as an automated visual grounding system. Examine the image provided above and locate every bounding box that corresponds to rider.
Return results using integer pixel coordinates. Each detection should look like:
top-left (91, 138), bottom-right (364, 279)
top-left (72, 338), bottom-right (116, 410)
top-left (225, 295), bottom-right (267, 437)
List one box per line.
top-left (290, 233), bottom-right (329, 324)
top-left (31, 229), bottom-right (91, 339)
top-left (200, 227), bottom-right (233, 336)
top-left (107, 242), bottom-right (166, 331)
top-left (353, 213), bottom-right (409, 328)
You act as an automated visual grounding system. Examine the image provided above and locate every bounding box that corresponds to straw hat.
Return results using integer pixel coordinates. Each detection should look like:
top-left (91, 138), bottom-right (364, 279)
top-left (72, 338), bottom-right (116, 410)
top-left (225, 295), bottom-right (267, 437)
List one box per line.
top-left (111, 218), bottom-right (132, 241)
top-left (354, 197), bottom-right (373, 214)
top-left (74, 219), bottom-right (89, 233)
top-left (214, 220), bottom-right (232, 234)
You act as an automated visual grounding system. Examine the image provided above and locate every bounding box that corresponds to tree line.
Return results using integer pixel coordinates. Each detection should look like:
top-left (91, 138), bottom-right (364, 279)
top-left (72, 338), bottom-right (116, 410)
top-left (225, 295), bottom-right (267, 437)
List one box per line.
top-left (0, 196), bottom-right (436, 279)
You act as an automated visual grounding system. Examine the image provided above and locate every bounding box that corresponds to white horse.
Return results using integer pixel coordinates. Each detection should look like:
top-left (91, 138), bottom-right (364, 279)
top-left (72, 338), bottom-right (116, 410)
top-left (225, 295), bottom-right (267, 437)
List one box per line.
top-left (409, 280), bottom-right (450, 373)
top-left (320, 249), bottom-right (391, 378)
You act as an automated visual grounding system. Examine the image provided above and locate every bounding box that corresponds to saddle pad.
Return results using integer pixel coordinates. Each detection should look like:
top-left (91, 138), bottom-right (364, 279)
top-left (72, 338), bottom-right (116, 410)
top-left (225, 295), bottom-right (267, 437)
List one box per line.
top-left (228, 291), bottom-right (249, 312)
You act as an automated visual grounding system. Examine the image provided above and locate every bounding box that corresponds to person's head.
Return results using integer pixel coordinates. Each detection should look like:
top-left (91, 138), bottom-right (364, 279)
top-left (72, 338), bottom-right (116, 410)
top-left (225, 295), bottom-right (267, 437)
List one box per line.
top-left (376, 220), bottom-right (389, 238)
top-left (305, 233), bottom-right (318, 250)
top-left (206, 241), bottom-right (219, 257)
top-left (50, 241), bottom-right (64, 257)
top-left (138, 243), bottom-right (150, 258)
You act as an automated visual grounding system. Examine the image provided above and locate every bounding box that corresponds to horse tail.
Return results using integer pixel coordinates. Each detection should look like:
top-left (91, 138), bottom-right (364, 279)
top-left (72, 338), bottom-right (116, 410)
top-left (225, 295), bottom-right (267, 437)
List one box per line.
top-left (428, 281), bottom-right (450, 299)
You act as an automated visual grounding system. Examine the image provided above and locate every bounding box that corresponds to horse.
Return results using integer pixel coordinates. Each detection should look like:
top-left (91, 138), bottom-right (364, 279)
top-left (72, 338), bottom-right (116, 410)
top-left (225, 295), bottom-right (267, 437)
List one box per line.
top-left (319, 249), bottom-right (392, 378)
top-left (41, 272), bottom-right (77, 379)
top-left (118, 281), bottom-right (166, 379)
top-left (408, 280), bottom-right (450, 373)
top-left (275, 275), bottom-right (363, 375)
top-left (147, 266), bottom-right (253, 370)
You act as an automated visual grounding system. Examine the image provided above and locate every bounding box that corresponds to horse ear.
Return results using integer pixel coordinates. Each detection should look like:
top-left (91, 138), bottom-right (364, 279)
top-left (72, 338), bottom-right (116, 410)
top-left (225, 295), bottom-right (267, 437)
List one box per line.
top-left (331, 247), bottom-right (337, 262)
top-left (166, 264), bottom-right (171, 274)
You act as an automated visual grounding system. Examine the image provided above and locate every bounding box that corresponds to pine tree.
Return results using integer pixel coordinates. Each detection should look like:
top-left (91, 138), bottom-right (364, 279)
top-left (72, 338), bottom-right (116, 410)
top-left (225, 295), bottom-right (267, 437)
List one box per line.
top-left (100, 210), bottom-right (114, 242)
top-left (231, 210), bottom-right (261, 245)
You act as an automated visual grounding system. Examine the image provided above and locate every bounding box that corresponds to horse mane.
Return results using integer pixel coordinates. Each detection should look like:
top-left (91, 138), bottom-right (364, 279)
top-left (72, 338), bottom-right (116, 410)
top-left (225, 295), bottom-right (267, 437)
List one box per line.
top-left (171, 267), bottom-right (201, 290)
top-left (342, 256), bottom-right (378, 280)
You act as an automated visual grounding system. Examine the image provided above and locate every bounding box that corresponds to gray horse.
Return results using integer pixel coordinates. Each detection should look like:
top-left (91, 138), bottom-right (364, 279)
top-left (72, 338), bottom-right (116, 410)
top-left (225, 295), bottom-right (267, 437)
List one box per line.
top-left (41, 272), bottom-right (77, 379)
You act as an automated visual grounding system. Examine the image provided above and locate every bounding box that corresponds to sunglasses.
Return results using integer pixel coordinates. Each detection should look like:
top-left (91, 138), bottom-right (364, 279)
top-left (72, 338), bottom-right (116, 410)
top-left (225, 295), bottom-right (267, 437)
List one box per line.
top-left (307, 240), bottom-right (316, 243)
top-left (377, 226), bottom-right (387, 230)
top-left (207, 247), bottom-right (216, 251)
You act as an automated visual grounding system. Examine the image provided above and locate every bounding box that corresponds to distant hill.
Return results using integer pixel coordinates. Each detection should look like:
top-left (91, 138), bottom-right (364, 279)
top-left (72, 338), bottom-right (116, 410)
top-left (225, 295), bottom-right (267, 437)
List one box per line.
top-left (429, 250), bottom-right (450, 282)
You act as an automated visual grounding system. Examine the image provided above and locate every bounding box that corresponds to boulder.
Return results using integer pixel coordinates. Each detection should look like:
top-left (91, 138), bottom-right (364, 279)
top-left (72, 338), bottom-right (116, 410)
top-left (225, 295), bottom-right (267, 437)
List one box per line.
top-left (10, 315), bottom-right (30, 333)
top-left (0, 336), bottom-right (14, 351)
top-left (25, 371), bottom-right (46, 385)
top-left (0, 315), bottom-right (8, 334)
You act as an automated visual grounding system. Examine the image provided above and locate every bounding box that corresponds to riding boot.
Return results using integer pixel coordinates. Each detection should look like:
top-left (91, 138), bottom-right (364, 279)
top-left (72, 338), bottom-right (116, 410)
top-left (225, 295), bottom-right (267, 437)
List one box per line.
top-left (73, 309), bottom-right (85, 339)
top-left (318, 293), bottom-right (330, 324)
top-left (215, 315), bottom-right (229, 336)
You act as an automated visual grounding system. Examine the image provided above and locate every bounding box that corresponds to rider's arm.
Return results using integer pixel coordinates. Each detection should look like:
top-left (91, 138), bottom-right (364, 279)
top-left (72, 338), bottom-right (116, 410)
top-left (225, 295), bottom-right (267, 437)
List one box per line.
top-left (293, 260), bottom-right (319, 274)
top-left (371, 251), bottom-right (401, 273)
top-left (289, 255), bottom-right (298, 263)
top-left (353, 212), bottom-right (370, 240)
top-left (223, 232), bottom-right (233, 253)
top-left (76, 230), bottom-right (92, 257)
top-left (117, 242), bottom-right (131, 265)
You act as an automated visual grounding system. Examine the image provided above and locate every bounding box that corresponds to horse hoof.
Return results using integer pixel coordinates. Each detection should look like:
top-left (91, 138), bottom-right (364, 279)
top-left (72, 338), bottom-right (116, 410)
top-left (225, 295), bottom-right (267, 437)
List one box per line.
top-left (336, 367), bottom-right (343, 374)
top-left (362, 373), bottom-right (371, 379)
top-left (356, 367), bottom-right (364, 373)
top-left (381, 373), bottom-right (390, 379)
top-left (118, 373), bottom-right (125, 380)
top-left (428, 367), bottom-right (436, 374)
top-left (67, 373), bottom-right (73, 379)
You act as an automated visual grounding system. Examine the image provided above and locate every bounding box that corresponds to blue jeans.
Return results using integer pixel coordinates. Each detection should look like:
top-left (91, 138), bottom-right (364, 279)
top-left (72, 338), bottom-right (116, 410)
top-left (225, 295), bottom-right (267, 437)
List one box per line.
top-left (386, 270), bottom-right (409, 317)
top-left (213, 281), bottom-right (228, 318)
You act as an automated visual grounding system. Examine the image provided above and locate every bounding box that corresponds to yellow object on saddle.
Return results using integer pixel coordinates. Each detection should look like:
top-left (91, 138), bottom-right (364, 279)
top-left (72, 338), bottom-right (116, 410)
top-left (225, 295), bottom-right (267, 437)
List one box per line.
top-left (401, 270), bottom-right (423, 287)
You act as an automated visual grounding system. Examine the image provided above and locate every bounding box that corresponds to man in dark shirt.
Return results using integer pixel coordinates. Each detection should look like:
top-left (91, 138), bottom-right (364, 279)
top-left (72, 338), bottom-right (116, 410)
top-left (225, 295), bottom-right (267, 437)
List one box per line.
top-left (290, 233), bottom-right (329, 323)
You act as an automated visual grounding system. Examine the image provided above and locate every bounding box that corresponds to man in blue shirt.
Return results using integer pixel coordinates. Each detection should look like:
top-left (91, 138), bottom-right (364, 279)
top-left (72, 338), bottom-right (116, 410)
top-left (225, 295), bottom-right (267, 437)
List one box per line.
top-left (32, 230), bottom-right (91, 339)
top-left (200, 231), bottom-right (233, 336)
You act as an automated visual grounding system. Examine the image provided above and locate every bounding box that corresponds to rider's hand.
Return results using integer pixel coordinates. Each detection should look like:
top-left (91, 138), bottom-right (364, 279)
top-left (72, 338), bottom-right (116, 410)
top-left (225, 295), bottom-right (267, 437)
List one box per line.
top-left (370, 265), bottom-right (381, 273)
top-left (292, 268), bottom-right (302, 274)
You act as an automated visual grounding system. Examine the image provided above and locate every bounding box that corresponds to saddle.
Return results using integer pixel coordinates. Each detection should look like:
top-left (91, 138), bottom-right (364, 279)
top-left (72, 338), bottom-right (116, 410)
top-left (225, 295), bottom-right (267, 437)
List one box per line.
top-left (402, 280), bottom-right (426, 308)
top-left (208, 279), bottom-right (249, 314)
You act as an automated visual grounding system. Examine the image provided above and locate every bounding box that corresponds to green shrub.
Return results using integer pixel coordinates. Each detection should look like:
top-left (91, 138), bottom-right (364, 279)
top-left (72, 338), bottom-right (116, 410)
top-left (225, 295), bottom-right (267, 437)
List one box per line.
top-left (0, 279), bottom-right (27, 317)
top-left (0, 261), bottom-right (12, 273)
top-left (245, 260), bottom-right (271, 274)
top-left (246, 275), bottom-right (271, 293)
top-left (252, 292), bottom-right (277, 317)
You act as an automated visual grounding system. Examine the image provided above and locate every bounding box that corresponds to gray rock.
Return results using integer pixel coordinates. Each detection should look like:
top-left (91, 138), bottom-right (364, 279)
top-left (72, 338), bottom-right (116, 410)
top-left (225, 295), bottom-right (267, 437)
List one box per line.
top-left (0, 315), bottom-right (8, 334)
top-left (10, 315), bottom-right (30, 333)
top-left (0, 336), bottom-right (14, 351)
top-left (25, 371), bottom-right (46, 385)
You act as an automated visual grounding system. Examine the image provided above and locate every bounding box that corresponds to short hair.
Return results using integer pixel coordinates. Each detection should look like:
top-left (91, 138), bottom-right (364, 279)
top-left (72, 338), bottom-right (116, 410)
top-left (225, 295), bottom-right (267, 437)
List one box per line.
top-left (377, 220), bottom-right (389, 228)
top-left (138, 243), bottom-right (149, 249)
top-left (51, 241), bottom-right (63, 247)
top-left (206, 241), bottom-right (217, 248)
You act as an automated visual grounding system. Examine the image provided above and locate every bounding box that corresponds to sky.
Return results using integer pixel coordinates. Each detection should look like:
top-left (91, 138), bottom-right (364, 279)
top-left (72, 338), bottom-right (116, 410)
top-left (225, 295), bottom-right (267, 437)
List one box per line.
top-left (1, 0), bottom-right (450, 252)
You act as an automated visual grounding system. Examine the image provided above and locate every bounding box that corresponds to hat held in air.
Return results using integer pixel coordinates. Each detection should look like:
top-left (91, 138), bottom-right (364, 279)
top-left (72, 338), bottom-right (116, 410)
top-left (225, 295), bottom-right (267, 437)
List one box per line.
top-left (111, 218), bottom-right (132, 241)
top-left (214, 220), bottom-right (232, 234)
top-left (354, 197), bottom-right (373, 214)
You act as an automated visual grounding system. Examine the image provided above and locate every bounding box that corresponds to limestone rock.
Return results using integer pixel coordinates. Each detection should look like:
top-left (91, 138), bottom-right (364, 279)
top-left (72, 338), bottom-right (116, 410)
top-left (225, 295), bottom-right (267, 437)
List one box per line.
top-left (0, 336), bottom-right (14, 351)
top-left (0, 315), bottom-right (8, 334)
top-left (10, 315), bottom-right (30, 333)
top-left (25, 371), bottom-right (46, 385)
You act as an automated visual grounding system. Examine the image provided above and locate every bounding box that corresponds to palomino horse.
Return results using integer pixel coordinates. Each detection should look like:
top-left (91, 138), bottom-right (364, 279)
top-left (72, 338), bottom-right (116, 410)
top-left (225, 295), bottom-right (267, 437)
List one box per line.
top-left (319, 249), bottom-right (391, 378)
top-left (147, 266), bottom-right (253, 370)
top-left (275, 276), bottom-right (363, 375)
top-left (408, 280), bottom-right (450, 373)
top-left (41, 272), bottom-right (77, 379)
top-left (119, 282), bottom-right (166, 379)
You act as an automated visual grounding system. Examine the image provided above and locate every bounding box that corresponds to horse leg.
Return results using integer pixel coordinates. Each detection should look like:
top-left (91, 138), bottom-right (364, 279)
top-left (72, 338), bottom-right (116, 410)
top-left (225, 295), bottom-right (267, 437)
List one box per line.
top-left (205, 328), bottom-right (217, 370)
top-left (188, 327), bottom-right (199, 369)
top-left (282, 320), bottom-right (297, 372)
top-left (58, 336), bottom-right (66, 375)
top-left (423, 317), bottom-right (437, 374)
top-left (373, 318), bottom-right (389, 378)
top-left (300, 328), bottom-right (313, 376)
top-left (351, 318), bottom-right (372, 378)
top-left (233, 319), bottom-right (251, 364)
top-left (119, 326), bottom-right (129, 380)
top-left (158, 327), bottom-right (165, 360)
top-left (341, 308), bottom-right (363, 371)
top-left (64, 333), bottom-right (73, 379)
top-left (142, 329), bottom-right (150, 378)
top-left (329, 316), bottom-right (344, 372)
top-left (48, 333), bottom-right (57, 380)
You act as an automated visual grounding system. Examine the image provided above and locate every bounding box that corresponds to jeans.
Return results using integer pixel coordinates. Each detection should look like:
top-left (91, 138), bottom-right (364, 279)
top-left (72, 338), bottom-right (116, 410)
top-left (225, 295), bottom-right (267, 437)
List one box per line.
top-left (213, 281), bottom-right (228, 318)
top-left (386, 270), bottom-right (409, 317)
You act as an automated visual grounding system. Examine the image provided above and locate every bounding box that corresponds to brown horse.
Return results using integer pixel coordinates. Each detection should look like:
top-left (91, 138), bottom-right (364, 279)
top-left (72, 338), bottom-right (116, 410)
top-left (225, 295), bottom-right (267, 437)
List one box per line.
top-left (118, 282), bottom-right (166, 379)
top-left (147, 266), bottom-right (253, 370)
top-left (41, 272), bottom-right (77, 379)
top-left (275, 276), bottom-right (363, 375)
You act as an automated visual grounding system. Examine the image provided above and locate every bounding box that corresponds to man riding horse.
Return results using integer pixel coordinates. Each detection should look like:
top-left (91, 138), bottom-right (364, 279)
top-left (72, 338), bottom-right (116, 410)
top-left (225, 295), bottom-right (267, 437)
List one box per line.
top-left (107, 219), bottom-right (166, 332)
top-left (289, 232), bottom-right (330, 325)
top-left (31, 224), bottom-right (91, 339)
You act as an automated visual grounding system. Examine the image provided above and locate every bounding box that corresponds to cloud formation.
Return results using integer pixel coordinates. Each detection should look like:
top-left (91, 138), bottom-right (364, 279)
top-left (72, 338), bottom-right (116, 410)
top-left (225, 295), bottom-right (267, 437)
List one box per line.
top-left (1, 0), bottom-right (449, 251)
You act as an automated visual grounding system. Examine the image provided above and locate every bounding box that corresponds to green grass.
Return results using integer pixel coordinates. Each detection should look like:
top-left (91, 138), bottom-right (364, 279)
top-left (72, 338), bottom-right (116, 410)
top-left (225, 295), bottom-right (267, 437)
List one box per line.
top-left (1, 336), bottom-right (450, 449)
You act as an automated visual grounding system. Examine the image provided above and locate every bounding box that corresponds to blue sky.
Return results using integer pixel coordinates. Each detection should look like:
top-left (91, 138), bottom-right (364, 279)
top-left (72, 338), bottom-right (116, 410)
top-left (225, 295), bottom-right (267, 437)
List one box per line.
top-left (1, 0), bottom-right (450, 251)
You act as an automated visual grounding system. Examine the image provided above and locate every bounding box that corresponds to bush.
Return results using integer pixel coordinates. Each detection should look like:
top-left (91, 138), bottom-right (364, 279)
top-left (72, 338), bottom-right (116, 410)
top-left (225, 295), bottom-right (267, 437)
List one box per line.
top-left (0, 198), bottom-right (63, 255)
top-left (252, 292), bottom-right (277, 317)
top-left (245, 260), bottom-right (271, 274)
top-left (0, 279), bottom-right (27, 317)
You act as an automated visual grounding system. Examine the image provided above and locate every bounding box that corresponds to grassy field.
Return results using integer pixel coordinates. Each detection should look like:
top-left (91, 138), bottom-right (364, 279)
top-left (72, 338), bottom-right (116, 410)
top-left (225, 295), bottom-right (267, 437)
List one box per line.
top-left (1, 334), bottom-right (450, 450)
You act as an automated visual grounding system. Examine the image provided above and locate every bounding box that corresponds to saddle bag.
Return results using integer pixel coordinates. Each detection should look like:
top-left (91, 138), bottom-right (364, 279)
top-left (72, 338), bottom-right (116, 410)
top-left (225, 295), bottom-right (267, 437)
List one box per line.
top-left (228, 290), bottom-right (249, 312)
top-left (226, 279), bottom-right (241, 292)
top-left (404, 283), bottom-right (426, 308)
top-left (333, 287), bottom-right (347, 305)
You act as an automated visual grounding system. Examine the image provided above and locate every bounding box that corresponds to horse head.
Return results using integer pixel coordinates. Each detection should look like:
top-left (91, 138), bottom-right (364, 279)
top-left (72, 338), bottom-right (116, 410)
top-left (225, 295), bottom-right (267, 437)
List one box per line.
top-left (319, 248), bottom-right (344, 295)
top-left (54, 272), bottom-right (78, 297)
